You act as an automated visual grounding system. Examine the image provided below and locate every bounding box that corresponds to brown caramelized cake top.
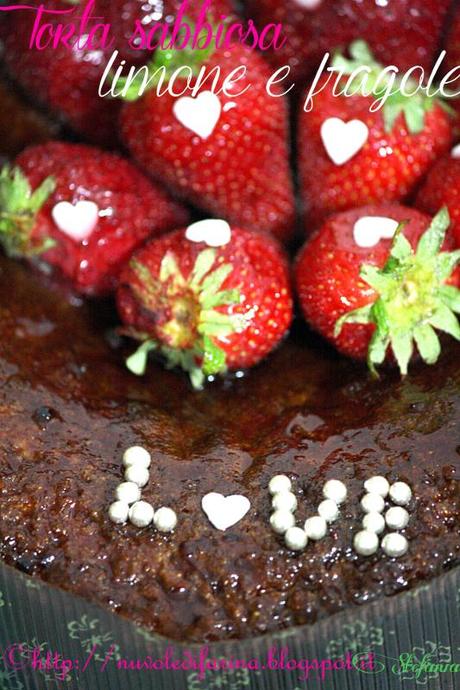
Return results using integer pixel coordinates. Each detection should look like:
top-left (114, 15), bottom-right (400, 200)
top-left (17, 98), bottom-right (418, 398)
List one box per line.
top-left (0, 256), bottom-right (458, 642)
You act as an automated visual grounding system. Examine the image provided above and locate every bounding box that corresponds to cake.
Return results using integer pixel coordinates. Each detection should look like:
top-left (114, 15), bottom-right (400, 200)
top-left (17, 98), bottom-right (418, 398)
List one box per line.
top-left (0, 249), bottom-right (458, 642)
top-left (0, 2), bottom-right (459, 650)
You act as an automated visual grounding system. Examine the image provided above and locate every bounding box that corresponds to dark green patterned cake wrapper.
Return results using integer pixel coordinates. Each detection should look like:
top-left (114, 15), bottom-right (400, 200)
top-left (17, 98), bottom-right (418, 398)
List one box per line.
top-left (0, 562), bottom-right (458, 690)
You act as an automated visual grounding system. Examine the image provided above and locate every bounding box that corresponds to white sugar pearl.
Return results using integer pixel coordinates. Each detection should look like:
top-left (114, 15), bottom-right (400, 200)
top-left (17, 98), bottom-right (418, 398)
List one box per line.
top-left (360, 493), bottom-right (385, 514)
top-left (115, 481), bottom-right (141, 505)
top-left (129, 501), bottom-right (154, 528)
top-left (272, 491), bottom-right (297, 513)
top-left (108, 501), bottom-right (129, 525)
top-left (269, 475), bottom-right (292, 495)
top-left (270, 510), bottom-right (295, 535)
top-left (362, 512), bottom-right (386, 535)
top-left (353, 530), bottom-right (379, 556)
top-left (124, 465), bottom-right (150, 488)
top-left (364, 476), bottom-right (390, 497)
top-left (318, 499), bottom-right (340, 523)
top-left (154, 507), bottom-right (177, 533)
top-left (389, 482), bottom-right (412, 506)
top-left (385, 506), bottom-right (410, 530)
top-left (382, 532), bottom-right (409, 558)
top-left (322, 479), bottom-right (347, 505)
top-left (123, 446), bottom-right (151, 469)
top-left (304, 516), bottom-right (327, 541)
top-left (284, 527), bottom-right (308, 551)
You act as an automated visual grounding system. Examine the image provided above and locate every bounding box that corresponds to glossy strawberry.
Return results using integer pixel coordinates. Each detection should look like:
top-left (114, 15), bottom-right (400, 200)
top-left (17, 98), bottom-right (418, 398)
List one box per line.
top-left (117, 220), bottom-right (293, 388)
top-left (244, 0), bottom-right (451, 82)
top-left (0, 142), bottom-right (188, 295)
top-left (120, 44), bottom-right (295, 243)
top-left (2, 0), bottom-right (120, 146)
top-left (298, 42), bottom-right (453, 228)
top-left (416, 150), bottom-right (460, 247)
top-left (295, 206), bottom-right (460, 375)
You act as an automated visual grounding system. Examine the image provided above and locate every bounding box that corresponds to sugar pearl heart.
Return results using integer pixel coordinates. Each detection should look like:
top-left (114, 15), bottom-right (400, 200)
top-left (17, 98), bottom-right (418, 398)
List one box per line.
top-left (202, 492), bottom-right (250, 531)
top-left (185, 219), bottom-right (232, 248)
top-left (321, 117), bottom-right (369, 166)
top-left (173, 91), bottom-right (222, 140)
top-left (51, 200), bottom-right (99, 242)
top-left (452, 144), bottom-right (460, 159)
top-left (353, 216), bottom-right (399, 248)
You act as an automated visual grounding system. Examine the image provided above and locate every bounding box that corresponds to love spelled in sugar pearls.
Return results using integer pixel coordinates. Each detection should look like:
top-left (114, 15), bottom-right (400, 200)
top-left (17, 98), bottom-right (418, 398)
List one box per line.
top-left (268, 475), bottom-right (345, 552)
top-left (108, 446), bottom-right (177, 533)
top-left (353, 477), bottom-right (412, 558)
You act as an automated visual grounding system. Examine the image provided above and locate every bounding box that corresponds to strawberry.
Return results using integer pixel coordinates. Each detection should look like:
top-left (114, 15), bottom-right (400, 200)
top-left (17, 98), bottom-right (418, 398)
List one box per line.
top-left (416, 150), bottom-right (460, 247)
top-left (2, 0), bottom-right (119, 146)
top-left (244, 0), bottom-right (451, 82)
top-left (0, 142), bottom-right (188, 295)
top-left (295, 205), bottom-right (460, 375)
top-left (298, 42), bottom-right (453, 228)
top-left (117, 220), bottom-right (293, 388)
top-left (120, 43), bottom-right (296, 243)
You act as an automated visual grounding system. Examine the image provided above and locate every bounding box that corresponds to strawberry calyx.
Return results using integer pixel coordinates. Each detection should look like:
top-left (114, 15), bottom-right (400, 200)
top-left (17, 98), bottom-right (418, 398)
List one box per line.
top-left (125, 247), bottom-right (247, 389)
top-left (0, 165), bottom-right (56, 258)
top-left (335, 208), bottom-right (460, 376)
top-left (331, 40), bottom-right (448, 134)
top-left (116, 28), bottom-right (215, 102)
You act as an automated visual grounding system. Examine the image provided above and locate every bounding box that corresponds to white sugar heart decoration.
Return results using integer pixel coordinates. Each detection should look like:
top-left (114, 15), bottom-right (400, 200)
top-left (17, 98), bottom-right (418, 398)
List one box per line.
top-left (173, 91), bottom-right (222, 140)
top-left (202, 492), bottom-right (251, 532)
top-left (294, 0), bottom-right (322, 8)
top-left (321, 117), bottom-right (369, 166)
top-left (452, 144), bottom-right (460, 159)
top-left (353, 216), bottom-right (399, 248)
top-left (51, 200), bottom-right (99, 242)
top-left (185, 219), bottom-right (232, 247)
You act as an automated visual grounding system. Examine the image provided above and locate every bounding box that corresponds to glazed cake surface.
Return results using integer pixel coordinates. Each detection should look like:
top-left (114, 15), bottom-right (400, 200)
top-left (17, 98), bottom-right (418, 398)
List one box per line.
top-left (0, 255), bottom-right (459, 642)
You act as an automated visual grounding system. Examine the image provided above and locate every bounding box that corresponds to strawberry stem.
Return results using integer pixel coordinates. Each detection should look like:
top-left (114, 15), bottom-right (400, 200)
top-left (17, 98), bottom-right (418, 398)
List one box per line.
top-left (335, 208), bottom-right (460, 376)
top-left (125, 247), bottom-right (245, 389)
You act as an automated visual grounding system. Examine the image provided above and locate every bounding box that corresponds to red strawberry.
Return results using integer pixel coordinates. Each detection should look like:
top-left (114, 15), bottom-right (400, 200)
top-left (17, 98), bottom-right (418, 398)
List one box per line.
top-left (244, 0), bottom-right (451, 82)
top-left (295, 205), bottom-right (460, 375)
top-left (2, 0), bottom-right (119, 146)
top-left (0, 142), bottom-right (188, 295)
top-left (117, 220), bottom-right (293, 388)
top-left (416, 150), bottom-right (460, 247)
top-left (298, 42), bottom-right (453, 228)
top-left (120, 44), bottom-right (295, 243)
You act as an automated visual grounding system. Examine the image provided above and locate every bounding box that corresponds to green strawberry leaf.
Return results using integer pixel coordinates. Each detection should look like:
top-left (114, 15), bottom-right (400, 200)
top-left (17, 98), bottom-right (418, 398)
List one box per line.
top-left (126, 340), bottom-right (157, 376)
top-left (201, 288), bottom-right (240, 310)
top-left (190, 248), bottom-right (216, 287)
top-left (413, 324), bottom-right (441, 365)
top-left (416, 206), bottom-right (449, 259)
top-left (202, 335), bottom-right (227, 376)
top-left (199, 263), bottom-right (233, 299)
top-left (440, 285), bottom-right (460, 312)
top-left (334, 303), bottom-right (373, 337)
